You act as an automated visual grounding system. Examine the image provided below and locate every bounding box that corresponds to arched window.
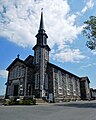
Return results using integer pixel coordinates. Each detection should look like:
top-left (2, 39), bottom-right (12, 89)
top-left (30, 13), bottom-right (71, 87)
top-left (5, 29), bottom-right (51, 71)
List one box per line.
top-left (58, 70), bottom-right (62, 94)
top-left (72, 77), bottom-right (76, 96)
top-left (66, 74), bottom-right (70, 95)
top-left (36, 51), bottom-right (39, 63)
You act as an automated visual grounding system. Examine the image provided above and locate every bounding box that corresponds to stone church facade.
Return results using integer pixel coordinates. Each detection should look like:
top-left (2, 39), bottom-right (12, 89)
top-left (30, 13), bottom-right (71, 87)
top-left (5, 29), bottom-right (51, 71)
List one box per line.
top-left (5, 11), bottom-right (90, 102)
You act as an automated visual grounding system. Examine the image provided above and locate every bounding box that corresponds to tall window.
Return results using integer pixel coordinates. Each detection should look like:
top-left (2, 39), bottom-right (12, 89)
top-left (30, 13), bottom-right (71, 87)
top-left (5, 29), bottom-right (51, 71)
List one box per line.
top-left (43, 36), bottom-right (46, 45)
top-left (45, 50), bottom-right (48, 60)
top-left (35, 73), bottom-right (39, 89)
top-left (19, 67), bottom-right (21, 77)
top-left (72, 77), bottom-right (76, 96)
top-left (14, 68), bottom-right (16, 78)
top-left (16, 67), bottom-right (19, 77)
top-left (36, 48), bottom-right (41, 64)
top-left (13, 69), bottom-right (15, 78)
top-left (58, 70), bottom-right (62, 94)
top-left (44, 74), bottom-right (48, 90)
top-left (21, 68), bottom-right (25, 77)
top-left (66, 74), bottom-right (70, 95)
top-left (36, 51), bottom-right (39, 63)
top-left (77, 79), bottom-right (81, 96)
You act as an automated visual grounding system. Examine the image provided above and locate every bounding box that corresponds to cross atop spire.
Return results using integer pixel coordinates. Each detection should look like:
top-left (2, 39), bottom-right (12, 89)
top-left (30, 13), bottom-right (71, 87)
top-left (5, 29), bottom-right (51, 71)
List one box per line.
top-left (39, 8), bottom-right (45, 33)
top-left (17, 54), bottom-right (20, 59)
top-left (41, 8), bottom-right (43, 12)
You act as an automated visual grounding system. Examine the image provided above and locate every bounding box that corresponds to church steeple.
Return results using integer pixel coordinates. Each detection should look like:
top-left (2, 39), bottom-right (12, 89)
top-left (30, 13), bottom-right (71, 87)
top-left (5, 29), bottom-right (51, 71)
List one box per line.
top-left (39, 8), bottom-right (45, 33)
top-left (33, 9), bottom-right (50, 51)
top-left (33, 9), bottom-right (50, 98)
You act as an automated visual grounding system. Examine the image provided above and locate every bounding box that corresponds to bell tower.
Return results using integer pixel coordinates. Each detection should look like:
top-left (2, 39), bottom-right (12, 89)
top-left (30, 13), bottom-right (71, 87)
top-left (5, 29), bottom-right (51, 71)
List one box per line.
top-left (33, 9), bottom-right (50, 98)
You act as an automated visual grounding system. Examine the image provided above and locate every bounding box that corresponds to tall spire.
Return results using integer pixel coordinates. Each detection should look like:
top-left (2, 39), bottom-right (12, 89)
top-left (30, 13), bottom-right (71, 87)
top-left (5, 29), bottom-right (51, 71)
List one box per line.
top-left (39, 8), bottom-right (45, 33)
top-left (33, 8), bottom-right (50, 51)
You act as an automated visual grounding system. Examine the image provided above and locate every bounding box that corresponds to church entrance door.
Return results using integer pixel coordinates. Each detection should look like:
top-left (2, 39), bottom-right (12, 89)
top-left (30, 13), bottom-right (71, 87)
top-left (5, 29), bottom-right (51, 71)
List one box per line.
top-left (13, 85), bottom-right (19, 96)
top-left (29, 86), bottom-right (32, 95)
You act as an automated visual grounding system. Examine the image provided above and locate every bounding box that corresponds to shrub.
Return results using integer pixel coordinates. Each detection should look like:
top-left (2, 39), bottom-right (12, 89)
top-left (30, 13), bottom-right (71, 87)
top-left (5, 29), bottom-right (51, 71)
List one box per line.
top-left (22, 100), bottom-right (32, 105)
top-left (4, 97), bottom-right (36, 105)
top-left (4, 99), bottom-right (14, 105)
top-left (21, 99), bottom-right (36, 105)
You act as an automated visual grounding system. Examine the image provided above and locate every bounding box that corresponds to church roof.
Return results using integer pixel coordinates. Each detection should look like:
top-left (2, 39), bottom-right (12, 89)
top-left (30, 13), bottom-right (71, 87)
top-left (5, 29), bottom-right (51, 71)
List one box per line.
top-left (6, 57), bottom-right (34, 71)
top-left (24, 55), bottom-right (34, 62)
top-left (48, 62), bottom-right (80, 79)
top-left (80, 77), bottom-right (90, 83)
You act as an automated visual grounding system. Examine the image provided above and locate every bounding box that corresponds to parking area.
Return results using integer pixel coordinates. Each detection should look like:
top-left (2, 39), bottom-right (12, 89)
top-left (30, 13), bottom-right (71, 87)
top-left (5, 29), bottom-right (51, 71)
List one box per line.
top-left (0, 100), bottom-right (96, 120)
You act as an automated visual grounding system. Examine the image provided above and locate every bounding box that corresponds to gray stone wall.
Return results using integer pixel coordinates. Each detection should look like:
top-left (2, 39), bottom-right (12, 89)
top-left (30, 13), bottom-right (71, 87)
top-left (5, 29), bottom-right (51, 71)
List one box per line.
top-left (6, 61), bottom-right (35, 98)
top-left (47, 65), bottom-right (53, 94)
top-left (52, 67), bottom-right (81, 102)
top-left (26, 67), bottom-right (34, 96)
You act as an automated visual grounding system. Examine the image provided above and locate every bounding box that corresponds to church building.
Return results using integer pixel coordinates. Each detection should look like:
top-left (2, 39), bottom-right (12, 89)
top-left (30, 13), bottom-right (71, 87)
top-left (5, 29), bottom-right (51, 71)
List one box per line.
top-left (5, 11), bottom-right (90, 102)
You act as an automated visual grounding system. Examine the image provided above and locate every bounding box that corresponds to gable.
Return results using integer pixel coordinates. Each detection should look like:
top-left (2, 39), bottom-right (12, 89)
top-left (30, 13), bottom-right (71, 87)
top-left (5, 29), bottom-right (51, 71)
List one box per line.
top-left (24, 55), bottom-right (34, 65)
top-left (6, 58), bottom-right (25, 71)
top-left (6, 58), bottom-right (34, 71)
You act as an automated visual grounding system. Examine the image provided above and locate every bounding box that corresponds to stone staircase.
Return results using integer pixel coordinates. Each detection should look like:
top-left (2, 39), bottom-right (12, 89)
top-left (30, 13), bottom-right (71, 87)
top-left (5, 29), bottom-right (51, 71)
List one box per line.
top-left (36, 98), bottom-right (48, 104)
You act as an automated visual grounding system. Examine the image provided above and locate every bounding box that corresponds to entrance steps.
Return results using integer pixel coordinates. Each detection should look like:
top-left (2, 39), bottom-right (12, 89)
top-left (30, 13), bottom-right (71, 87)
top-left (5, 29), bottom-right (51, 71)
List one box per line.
top-left (36, 98), bottom-right (48, 104)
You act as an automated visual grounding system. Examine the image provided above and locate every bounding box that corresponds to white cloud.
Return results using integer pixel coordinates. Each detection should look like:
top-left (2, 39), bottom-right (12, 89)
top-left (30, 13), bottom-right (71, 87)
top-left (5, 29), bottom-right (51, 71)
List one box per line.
top-left (0, 70), bottom-right (8, 78)
top-left (51, 47), bottom-right (86, 63)
top-left (81, 0), bottom-right (94, 13)
top-left (80, 62), bottom-right (96, 69)
top-left (91, 50), bottom-right (96, 55)
top-left (0, 0), bottom-right (88, 63)
top-left (0, 0), bottom-right (82, 47)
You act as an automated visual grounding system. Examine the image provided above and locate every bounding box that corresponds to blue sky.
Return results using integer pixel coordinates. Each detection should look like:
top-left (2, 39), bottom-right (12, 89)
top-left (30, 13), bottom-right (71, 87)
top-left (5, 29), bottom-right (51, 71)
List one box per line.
top-left (0, 0), bottom-right (96, 95)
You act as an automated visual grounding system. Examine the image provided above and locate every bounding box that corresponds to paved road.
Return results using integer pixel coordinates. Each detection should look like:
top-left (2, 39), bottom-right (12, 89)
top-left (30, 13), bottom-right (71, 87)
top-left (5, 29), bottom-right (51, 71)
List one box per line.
top-left (0, 100), bottom-right (96, 120)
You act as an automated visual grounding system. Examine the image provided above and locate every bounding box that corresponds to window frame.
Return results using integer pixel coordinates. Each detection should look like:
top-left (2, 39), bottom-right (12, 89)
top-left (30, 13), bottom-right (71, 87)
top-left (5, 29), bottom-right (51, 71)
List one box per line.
top-left (35, 73), bottom-right (39, 89)
top-left (66, 74), bottom-right (70, 95)
top-left (58, 70), bottom-right (62, 95)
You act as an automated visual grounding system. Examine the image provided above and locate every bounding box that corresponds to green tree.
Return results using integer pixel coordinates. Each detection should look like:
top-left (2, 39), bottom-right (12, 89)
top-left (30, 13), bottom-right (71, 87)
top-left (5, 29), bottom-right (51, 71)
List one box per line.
top-left (83, 16), bottom-right (96, 50)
